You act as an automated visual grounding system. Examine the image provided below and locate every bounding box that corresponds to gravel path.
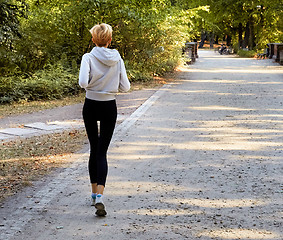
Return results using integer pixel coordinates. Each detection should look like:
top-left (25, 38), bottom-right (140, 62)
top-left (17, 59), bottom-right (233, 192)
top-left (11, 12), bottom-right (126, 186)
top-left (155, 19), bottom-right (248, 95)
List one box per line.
top-left (1, 50), bottom-right (283, 240)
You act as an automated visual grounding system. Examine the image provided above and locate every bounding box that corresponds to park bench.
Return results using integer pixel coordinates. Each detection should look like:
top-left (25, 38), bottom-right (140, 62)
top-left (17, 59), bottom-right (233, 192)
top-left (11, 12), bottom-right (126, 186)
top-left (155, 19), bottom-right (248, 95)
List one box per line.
top-left (266, 43), bottom-right (283, 65)
top-left (257, 43), bottom-right (283, 64)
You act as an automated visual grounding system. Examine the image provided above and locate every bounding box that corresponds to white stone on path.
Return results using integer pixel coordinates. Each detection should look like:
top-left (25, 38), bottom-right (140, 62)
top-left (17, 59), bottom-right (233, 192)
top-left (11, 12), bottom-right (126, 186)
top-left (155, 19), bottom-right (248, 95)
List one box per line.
top-left (24, 122), bottom-right (64, 131)
top-left (0, 127), bottom-right (39, 136)
top-left (48, 120), bottom-right (84, 128)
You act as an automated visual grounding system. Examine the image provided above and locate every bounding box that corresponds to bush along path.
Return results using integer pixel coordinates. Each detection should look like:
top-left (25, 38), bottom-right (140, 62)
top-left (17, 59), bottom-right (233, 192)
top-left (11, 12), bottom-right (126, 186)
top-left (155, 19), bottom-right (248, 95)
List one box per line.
top-left (1, 50), bottom-right (283, 240)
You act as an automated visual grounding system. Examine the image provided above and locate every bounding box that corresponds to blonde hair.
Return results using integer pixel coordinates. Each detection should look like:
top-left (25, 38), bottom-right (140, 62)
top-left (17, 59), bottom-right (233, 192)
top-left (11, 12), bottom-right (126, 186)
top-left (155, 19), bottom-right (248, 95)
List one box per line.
top-left (89, 23), bottom-right (112, 47)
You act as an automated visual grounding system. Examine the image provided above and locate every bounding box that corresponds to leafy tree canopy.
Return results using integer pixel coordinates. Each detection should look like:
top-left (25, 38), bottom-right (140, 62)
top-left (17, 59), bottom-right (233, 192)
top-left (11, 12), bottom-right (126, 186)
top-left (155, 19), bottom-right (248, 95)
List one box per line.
top-left (0, 0), bottom-right (27, 48)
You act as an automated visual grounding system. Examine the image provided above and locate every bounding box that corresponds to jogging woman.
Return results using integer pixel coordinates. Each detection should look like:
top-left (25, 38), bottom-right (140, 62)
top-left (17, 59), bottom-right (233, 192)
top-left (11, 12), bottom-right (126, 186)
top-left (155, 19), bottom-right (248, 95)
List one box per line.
top-left (79, 23), bottom-right (130, 216)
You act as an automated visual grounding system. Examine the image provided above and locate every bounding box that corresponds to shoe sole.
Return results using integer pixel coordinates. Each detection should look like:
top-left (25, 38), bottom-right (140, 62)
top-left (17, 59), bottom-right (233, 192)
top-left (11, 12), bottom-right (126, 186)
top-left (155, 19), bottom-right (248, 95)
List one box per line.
top-left (95, 203), bottom-right (107, 216)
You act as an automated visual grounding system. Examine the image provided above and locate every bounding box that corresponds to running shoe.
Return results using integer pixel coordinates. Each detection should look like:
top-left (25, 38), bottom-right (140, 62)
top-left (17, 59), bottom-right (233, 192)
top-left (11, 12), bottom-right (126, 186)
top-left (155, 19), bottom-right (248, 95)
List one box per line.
top-left (91, 193), bottom-right (96, 206)
top-left (95, 194), bottom-right (107, 216)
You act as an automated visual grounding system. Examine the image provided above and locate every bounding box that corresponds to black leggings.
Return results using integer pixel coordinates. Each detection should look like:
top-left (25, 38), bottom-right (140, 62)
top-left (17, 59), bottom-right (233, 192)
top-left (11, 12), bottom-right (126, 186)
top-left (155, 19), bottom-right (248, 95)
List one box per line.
top-left (82, 98), bottom-right (117, 186)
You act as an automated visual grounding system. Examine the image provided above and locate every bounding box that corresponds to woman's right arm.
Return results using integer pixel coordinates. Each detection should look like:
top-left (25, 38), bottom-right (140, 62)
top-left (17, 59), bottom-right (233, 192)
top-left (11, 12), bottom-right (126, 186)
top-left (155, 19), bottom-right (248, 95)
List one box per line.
top-left (79, 55), bottom-right (90, 88)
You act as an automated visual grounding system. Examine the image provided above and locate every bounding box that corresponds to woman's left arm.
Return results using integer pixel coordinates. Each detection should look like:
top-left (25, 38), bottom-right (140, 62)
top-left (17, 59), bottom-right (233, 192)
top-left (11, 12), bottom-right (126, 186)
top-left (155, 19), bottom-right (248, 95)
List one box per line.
top-left (119, 59), bottom-right (130, 92)
top-left (79, 55), bottom-right (90, 88)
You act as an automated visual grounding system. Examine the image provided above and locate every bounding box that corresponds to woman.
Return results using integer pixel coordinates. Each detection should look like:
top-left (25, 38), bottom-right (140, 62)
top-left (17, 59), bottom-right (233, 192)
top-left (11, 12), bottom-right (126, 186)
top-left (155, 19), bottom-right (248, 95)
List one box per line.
top-left (79, 23), bottom-right (130, 216)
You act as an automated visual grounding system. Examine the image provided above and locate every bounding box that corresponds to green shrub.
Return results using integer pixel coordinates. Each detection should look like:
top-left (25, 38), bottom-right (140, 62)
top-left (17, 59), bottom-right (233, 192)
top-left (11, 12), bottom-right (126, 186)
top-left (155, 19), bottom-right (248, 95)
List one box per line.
top-left (1, 0), bottom-right (192, 104)
top-left (0, 64), bottom-right (81, 104)
top-left (237, 49), bottom-right (257, 58)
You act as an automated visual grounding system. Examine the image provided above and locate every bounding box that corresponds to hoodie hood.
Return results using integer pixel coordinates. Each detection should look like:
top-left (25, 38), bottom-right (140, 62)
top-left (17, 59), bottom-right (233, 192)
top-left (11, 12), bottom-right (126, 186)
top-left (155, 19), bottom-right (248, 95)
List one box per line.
top-left (90, 47), bottom-right (121, 66)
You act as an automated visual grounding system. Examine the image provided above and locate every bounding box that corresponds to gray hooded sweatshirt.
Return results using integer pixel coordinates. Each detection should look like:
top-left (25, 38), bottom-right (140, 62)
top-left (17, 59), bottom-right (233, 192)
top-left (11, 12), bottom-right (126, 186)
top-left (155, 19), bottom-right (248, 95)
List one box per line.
top-left (79, 47), bottom-right (130, 101)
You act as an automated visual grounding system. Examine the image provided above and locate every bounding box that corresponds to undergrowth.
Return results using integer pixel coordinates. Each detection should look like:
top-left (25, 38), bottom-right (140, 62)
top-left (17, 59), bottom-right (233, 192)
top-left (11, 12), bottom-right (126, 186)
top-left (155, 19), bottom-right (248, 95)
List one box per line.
top-left (0, 64), bottom-right (81, 104)
top-left (237, 49), bottom-right (257, 58)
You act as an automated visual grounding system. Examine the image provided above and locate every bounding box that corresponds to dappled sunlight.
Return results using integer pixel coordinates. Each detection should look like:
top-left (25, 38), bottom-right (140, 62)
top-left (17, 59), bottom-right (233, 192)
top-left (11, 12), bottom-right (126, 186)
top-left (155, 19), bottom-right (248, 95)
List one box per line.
top-left (216, 92), bottom-right (233, 95)
top-left (164, 198), bottom-right (266, 208)
top-left (111, 141), bottom-right (173, 159)
top-left (108, 153), bottom-right (173, 162)
top-left (197, 119), bottom-right (283, 131)
top-left (258, 114), bottom-right (283, 118)
top-left (133, 125), bottom-right (283, 135)
top-left (241, 155), bottom-right (281, 161)
top-left (180, 79), bottom-right (245, 84)
top-left (111, 144), bottom-right (160, 153)
top-left (198, 228), bottom-right (281, 239)
top-left (178, 78), bottom-right (283, 86)
top-left (101, 50), bottom-right (283, 239)
top-left (187, 68), bottom-right (283, 74)
top-left (170, 89), bottom-right (218, 93)
top-left (187, 127), bottom-right (283, 136)
top-left (173, 139), bottom-right (281, 151)
top-left (268, 109), bottom-right (283, 112)
top-left (122, 126), bottom-right (182, 133)
top-left (106, 180), bottom-right (194, 196)
top-left (189, 105), bottom-right (255, 111)
top-left (216, 92), bottom-right (257, 96)
top-left (169, 88), bottom-right (261, 97)
top-left (246, 81), bottom-right (283, 85)
top-left (124, 208), bottom-right (203, 216)
top-left (111, 113), bottom-right (283, 154)
top-left (198, 134), bottom-right (273, 140)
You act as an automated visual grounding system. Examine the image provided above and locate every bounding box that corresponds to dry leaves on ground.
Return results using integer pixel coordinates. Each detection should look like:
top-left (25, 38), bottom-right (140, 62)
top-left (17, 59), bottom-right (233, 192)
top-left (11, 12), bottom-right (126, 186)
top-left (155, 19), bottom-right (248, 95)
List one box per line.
top-left (0, 129), bottom-right (87, 202)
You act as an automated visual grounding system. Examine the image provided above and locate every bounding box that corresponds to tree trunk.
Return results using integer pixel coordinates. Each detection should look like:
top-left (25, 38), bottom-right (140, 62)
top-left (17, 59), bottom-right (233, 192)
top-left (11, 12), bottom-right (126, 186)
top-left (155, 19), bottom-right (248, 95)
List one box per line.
top-left (209, 32), bottom-right (214, 49)
top-left (199, 31), bottom-right (206, 48)
top-left (238, 23), bottom-right (243, 49)
top-left (244, 22), bottom-right (250, 48)
top-left (226, 35), bottom-right (232, 46)
top-left (215, 35), bottom-right (219, 44)
top-left (248, 17), bottom-right (255, 50)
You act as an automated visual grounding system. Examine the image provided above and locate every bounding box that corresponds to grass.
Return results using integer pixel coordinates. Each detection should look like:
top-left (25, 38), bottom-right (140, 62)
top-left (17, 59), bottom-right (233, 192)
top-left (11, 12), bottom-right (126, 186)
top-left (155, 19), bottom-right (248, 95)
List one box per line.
top-left (0, 93), bottom-right (85, 118)
top-left (237, 49), bottom-right (257, 58)
top-left (0, 129), bottom-right (87, 202)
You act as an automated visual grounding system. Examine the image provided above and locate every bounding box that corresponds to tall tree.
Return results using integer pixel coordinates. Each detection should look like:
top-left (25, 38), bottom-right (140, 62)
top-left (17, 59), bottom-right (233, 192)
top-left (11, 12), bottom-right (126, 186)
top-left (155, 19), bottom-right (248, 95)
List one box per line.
top-left (0, 0), bottom-right (27, 74)
top-left (0, 0), bottom-right (27, 48)
top-left (176, 0), bottom-right (282, 50)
